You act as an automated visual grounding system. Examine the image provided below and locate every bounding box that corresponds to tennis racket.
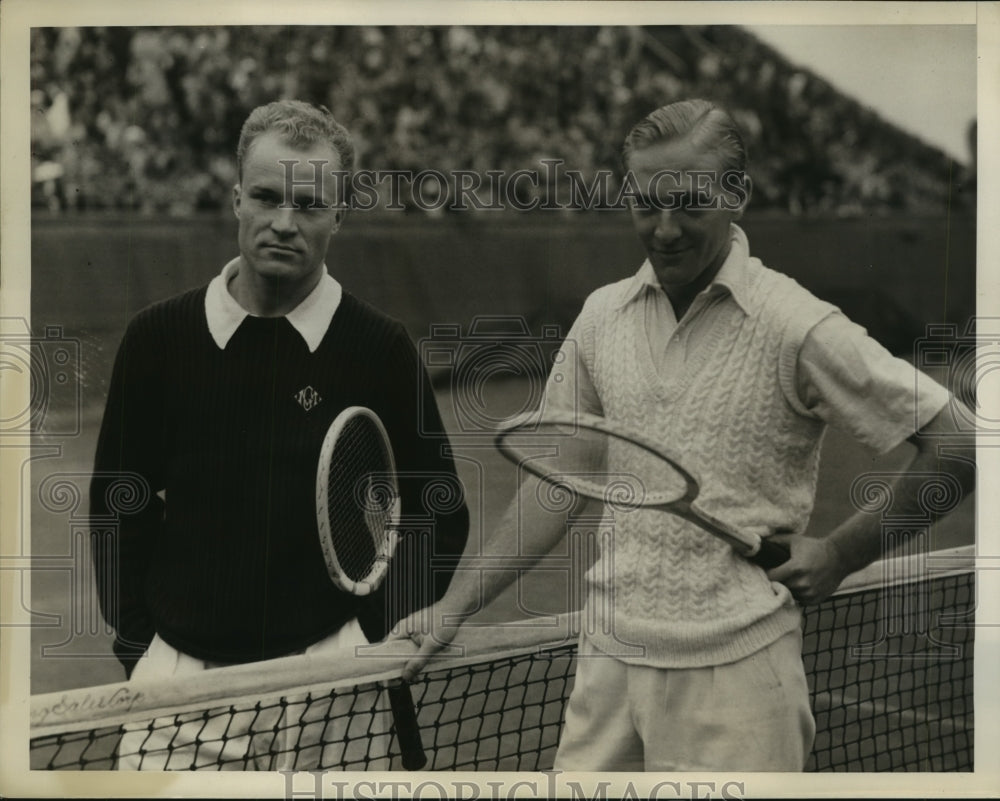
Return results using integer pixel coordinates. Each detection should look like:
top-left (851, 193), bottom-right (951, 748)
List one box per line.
top-left (316, 405), bottom-right (426, 770)
top-left (494, 410), bottom-right (790, 570)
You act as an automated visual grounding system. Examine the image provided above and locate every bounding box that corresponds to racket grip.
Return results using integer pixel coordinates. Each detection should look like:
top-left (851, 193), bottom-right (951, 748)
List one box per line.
top-left (387, 681), bottom-right (427, 770)
top-left (751, 538), bottom-right (791, 570)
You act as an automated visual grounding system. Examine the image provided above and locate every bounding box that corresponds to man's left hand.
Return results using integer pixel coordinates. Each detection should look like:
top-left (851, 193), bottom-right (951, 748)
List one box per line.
top-left (765, 533), bottom-right (848, 605)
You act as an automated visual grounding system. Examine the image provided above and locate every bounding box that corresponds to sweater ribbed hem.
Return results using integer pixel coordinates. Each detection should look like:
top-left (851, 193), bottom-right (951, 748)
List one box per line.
top-left (584, 589), bottom-right (803, 668)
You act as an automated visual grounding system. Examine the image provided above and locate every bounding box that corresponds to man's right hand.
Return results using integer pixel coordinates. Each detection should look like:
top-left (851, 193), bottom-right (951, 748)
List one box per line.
top-left (395, 506), bottom-right (564, 682)
top-left (396, 603), bottom-right (465, 682)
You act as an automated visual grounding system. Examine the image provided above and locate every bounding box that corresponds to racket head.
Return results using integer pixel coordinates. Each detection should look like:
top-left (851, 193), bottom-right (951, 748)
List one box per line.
top-left (494, 410), bottom-right (701, 510)
top-left (316, 406), bottom-right (401, 596)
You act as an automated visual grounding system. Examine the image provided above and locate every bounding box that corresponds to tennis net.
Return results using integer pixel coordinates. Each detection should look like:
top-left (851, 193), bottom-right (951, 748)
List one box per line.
top-left (29, 545), bottom-right (974, 772)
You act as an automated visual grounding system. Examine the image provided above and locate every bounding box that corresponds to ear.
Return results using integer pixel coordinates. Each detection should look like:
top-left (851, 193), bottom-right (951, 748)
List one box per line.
top-left (331, 204), bottom-right (347, 233)
top-left (232, 183), bottom-right (242, 219)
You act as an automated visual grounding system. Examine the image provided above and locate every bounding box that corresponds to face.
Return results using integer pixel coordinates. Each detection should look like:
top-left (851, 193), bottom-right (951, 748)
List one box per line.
top-left (233, 130), bottom-right (344, 292)
top-left (626, 137), bottom-right (748, 299)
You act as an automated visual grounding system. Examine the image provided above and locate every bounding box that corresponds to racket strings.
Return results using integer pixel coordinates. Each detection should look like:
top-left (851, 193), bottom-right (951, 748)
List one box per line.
top-left (324, 415), bottom-right (396, 583)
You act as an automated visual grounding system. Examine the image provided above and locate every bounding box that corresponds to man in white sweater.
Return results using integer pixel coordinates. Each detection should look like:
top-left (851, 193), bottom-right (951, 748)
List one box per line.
top-left (402, 99), bottom-right (975, 771)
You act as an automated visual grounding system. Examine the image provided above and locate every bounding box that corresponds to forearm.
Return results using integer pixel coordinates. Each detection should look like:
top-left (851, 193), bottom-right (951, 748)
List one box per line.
top-left (435, 473), bottom-right (581, 619)
top-left (374, 333), bottom-right (473, 631)
top-left (770, 406), bottom-right (975, 604)
top-left (439, 324), bottom-right (600, 612)
top-left (359, 489), bottom-right (469, 642)
top-left (826, 447), bottom-right (975, 577)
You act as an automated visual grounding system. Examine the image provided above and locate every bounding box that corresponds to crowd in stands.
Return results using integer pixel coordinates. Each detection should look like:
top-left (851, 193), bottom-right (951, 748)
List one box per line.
top-left (29, 26), bottom-right (974, 216)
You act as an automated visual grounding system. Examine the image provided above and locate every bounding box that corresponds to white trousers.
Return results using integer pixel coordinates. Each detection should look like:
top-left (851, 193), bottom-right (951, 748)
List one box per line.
top-left (554, 628), bottom-right (816, 772)
top-left (117, 619), bottom-right (391, 771)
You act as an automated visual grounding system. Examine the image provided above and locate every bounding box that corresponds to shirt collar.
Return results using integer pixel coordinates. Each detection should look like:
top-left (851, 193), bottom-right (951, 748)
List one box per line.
top-left (617, 223), bottom-right (753, 315)
top-left (205, 258), bottom-right (343, 352)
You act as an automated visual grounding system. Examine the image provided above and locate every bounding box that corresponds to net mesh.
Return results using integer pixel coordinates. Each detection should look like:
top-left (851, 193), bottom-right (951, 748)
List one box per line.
top-left (803, 563), bottom-right (974, 771)
top-left (30, 549), bottom-right (974, 772)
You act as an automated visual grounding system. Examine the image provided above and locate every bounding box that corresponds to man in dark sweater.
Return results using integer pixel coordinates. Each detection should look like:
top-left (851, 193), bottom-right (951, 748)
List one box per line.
top-left (90, 100), bottom-right (469, 769)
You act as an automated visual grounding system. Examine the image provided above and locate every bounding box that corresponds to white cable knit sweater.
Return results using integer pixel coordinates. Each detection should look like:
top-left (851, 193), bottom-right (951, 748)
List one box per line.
top-left (570, 245), bottom-right (840, 668)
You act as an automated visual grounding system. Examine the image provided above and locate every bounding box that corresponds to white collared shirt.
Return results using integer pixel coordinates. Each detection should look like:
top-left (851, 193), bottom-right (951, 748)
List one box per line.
top-left (204, 258), bottom-right (343, 353)
top-left (618, 226), bottom-right (753, 380)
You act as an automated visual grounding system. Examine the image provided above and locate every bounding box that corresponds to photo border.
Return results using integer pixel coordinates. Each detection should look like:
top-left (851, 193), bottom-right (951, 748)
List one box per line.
top-left (2, 1), bottom-right (996, 797)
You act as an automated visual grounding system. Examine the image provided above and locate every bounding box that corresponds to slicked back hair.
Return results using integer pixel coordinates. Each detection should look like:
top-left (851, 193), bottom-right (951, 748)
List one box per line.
top-left (622, 99), bottom-right (748, 175)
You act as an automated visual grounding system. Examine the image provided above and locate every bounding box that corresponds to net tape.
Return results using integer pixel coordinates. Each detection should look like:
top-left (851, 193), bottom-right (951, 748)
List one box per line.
top-left (30, 545), bottom-right (974, 771)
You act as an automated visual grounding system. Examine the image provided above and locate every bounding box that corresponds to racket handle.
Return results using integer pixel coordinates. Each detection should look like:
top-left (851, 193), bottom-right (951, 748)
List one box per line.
top-left (750, 538), bottom-right (791, 570)
top-left (387, 681), bottom-right (427, 770)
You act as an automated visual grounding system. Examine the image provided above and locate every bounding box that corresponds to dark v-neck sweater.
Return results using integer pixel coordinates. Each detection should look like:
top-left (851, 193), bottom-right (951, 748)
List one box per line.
top-left (90, 287), bottom-right (468, 675)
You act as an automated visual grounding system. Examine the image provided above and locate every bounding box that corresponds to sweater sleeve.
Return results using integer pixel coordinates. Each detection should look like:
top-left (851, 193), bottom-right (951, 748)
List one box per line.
top-left (356, 323), bottom-right (470, 642)
top-left (89, 314), bottom-right (165, 678)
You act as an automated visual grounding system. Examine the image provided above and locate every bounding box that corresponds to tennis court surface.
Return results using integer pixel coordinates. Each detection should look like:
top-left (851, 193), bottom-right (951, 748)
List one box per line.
top-left (30, 544), bottom-right (973, 772)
